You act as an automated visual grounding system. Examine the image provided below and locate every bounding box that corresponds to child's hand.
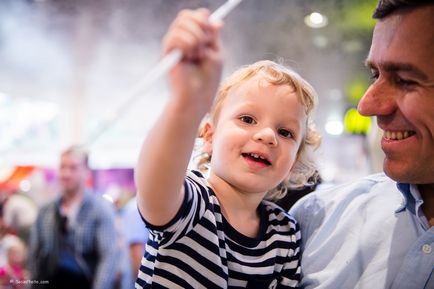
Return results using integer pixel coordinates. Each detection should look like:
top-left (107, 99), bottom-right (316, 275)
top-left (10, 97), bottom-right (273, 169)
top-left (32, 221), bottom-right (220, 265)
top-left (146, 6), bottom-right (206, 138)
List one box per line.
top-left (162, 8), bottom-right (223, 113)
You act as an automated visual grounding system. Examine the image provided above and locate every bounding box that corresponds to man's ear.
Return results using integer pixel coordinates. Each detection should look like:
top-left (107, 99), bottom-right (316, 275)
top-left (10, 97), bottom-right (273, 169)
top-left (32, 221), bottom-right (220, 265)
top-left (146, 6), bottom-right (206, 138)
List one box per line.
top-left (201, 122), bottom-right (214, 154)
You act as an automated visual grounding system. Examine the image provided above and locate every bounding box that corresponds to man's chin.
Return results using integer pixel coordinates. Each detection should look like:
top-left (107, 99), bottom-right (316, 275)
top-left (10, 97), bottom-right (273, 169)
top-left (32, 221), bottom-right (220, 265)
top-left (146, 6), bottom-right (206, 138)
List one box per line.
top-left (383, 163), bottom-right (421, 184)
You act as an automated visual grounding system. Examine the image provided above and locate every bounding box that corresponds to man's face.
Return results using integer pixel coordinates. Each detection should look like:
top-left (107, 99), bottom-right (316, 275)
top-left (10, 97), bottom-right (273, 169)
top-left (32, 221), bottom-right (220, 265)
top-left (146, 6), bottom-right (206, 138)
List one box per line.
top-left (59, 153), bottom-right (88, 195)
top-left (358, 6), bottom-right (434, 184)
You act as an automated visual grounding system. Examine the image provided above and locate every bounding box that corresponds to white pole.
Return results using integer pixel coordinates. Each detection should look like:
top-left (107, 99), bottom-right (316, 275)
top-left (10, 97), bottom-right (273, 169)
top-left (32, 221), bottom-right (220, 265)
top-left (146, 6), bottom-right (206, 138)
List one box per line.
top-left (85, 0), bottom-right (244, 146)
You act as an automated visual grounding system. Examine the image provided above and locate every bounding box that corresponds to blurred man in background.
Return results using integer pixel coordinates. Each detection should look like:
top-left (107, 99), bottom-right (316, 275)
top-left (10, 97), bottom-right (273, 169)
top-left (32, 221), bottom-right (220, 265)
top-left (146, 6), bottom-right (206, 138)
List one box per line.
top-left (290, 1), bottom-right (434, 288)
top-left (28, 146), bottom-right (119, 289)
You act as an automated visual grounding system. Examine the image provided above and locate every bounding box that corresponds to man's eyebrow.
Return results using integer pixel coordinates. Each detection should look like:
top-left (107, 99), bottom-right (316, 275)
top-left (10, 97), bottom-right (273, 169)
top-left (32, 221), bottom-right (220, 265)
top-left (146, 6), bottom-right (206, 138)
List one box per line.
top-left (364, 60), bottom-right (429, 81)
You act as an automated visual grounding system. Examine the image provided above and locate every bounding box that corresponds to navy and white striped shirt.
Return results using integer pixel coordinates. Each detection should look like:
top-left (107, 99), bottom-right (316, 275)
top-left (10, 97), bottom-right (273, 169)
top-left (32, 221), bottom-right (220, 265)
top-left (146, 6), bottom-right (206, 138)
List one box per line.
top-left (136, 170), bottom-right (301, 289)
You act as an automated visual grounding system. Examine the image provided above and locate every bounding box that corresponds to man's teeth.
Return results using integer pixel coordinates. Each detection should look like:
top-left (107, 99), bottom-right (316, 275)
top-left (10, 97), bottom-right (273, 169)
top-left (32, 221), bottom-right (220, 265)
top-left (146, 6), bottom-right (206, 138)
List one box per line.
top-left (384, 130), bottom-right (412, 140)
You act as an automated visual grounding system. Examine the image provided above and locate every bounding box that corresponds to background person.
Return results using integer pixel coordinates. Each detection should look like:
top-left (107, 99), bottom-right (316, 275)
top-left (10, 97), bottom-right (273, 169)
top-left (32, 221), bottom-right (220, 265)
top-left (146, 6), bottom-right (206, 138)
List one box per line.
top-left (28, 146), bottom-right (119, 289)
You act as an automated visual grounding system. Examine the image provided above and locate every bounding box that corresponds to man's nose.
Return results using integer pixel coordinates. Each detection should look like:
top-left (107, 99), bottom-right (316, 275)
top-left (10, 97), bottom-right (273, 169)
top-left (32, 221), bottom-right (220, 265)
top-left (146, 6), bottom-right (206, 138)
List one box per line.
top-left (358, 79), bottom-right (397, 117)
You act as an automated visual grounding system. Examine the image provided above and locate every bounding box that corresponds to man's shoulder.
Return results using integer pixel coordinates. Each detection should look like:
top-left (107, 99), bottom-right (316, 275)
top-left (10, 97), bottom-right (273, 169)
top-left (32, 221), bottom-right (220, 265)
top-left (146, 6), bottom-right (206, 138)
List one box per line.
top-left (289, 173), bottom-right (400, 224)
top-left (83, 192), bottom-right (115, 216)
top-left (324, 172), bottom-right (392, 191)
top-left (297, 173), bottom-right (394, 205)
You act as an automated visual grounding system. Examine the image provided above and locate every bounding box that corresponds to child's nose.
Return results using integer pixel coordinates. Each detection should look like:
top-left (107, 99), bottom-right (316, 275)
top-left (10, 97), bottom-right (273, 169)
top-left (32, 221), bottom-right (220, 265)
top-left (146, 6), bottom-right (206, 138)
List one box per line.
top-left (253, 127), bottom-right (277, 146)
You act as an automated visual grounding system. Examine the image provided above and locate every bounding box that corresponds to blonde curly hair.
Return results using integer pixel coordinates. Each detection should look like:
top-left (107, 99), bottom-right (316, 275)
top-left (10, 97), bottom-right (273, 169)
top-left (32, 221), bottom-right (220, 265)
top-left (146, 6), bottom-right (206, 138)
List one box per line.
top-left (196, 60), bottom-right (321, 201)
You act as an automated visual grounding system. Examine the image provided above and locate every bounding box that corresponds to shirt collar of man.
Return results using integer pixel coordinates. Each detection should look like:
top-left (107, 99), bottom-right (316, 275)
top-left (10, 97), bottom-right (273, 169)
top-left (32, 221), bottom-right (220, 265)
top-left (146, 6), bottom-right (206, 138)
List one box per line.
top-left (55, 191), bottom-right (92, 230)
top-left (396, 182), bottom-right (429, 230)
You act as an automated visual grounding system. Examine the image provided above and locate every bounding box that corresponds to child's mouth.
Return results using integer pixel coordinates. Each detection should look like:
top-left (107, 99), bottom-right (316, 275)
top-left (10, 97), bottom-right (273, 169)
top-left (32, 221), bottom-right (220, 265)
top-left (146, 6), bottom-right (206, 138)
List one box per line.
top-left (242, 153), bottom-right (271, 166)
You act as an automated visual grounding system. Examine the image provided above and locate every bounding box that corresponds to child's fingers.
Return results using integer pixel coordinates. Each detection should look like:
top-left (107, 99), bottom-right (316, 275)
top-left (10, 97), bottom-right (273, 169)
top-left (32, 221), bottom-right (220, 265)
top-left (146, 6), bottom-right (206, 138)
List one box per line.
top-left (162, 8), bottom-right (216, 60)
top-left (206, 21), bottom-right (224, 53)
top-left (167, 29), bottom-right (197, 52)
top-left (176, 11), bottom-right (208, 38)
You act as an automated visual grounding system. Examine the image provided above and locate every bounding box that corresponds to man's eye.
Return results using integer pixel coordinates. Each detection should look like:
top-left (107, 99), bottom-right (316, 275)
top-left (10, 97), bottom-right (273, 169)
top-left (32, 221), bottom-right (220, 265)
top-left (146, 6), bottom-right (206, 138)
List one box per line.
top-left (278, 128), bottom-right (292, 138)
top-left (395, 77), bottom-right (417, 87)
top-left (240, 116), bottom-right (256, 124)
top-left (369, 70), bottom-right (379, 81)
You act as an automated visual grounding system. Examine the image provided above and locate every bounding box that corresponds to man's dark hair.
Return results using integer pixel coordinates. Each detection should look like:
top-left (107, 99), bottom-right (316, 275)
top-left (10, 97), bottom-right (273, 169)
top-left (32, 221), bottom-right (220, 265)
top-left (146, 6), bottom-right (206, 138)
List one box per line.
top-left (373, 0), bottom-right (434, 19)
top-left (62, 145), bottom-right (89, 168)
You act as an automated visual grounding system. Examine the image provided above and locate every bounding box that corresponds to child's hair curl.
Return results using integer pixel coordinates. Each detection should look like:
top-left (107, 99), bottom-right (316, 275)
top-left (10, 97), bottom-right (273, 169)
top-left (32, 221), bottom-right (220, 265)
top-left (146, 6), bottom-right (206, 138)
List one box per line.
top-left (197, 60), bottom-right (321, 201)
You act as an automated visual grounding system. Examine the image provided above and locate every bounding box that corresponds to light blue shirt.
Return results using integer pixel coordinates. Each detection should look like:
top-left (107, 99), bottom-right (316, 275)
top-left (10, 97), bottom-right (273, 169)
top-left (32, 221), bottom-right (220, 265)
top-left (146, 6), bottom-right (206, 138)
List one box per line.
top-left (290, 173), bottom-right (434, 289)
top-left (121, 197), bottom-right (149, 245)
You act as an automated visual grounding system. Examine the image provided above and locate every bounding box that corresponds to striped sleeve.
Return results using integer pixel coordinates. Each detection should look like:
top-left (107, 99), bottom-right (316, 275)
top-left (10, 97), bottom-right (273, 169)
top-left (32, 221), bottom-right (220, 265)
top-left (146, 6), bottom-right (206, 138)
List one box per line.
top-left (136, 171), bottom-right (228, 288)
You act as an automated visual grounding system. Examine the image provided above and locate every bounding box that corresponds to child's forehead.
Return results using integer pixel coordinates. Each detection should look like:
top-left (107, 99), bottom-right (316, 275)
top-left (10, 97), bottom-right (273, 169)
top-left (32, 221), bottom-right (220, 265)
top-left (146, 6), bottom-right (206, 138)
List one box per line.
top-left (226, 75), bottom-right (295, 101)
top-left (221, 80), bottom-right (305, 118)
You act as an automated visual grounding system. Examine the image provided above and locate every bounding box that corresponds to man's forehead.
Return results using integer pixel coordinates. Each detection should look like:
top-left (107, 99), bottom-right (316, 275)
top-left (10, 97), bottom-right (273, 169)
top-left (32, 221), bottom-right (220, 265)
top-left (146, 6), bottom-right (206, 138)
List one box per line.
top-left (61, 152), bottom-right (87, 165)
top-left (371, 6), bottom-right (434, 46)
top-left (367, 7), bottom-right (434, 78)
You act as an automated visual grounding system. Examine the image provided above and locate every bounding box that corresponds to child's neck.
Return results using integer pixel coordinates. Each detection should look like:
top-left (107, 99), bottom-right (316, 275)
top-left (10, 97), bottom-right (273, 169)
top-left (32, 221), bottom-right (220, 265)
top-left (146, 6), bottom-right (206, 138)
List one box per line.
top-left (221, 204), bottom-right (261, 238)
top-left (208, 177), bottom-right (265, 238)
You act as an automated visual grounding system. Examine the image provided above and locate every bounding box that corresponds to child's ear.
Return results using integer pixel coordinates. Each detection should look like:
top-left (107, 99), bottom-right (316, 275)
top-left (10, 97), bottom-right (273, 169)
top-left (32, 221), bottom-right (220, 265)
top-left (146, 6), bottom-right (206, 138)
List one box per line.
top-left (201, 122), bottom-right (214, 154)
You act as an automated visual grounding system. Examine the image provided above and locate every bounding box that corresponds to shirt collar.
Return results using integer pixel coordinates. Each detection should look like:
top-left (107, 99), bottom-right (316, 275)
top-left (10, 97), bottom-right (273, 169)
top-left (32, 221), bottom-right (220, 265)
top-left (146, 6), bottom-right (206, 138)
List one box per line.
top-left (55, 191), bottom-right (91, 215)
top-left (396, 182), bottom-right (425, 214)
top-left (396, 183), bottom-right (431, 230)
top-left (396, 183), bottom-right (415, 214)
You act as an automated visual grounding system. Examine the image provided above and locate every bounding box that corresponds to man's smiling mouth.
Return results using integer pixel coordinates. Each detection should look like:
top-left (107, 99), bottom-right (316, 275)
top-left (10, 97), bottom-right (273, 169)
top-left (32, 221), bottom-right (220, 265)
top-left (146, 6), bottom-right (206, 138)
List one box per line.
top-left (383, 130), bottom-right (415, 140)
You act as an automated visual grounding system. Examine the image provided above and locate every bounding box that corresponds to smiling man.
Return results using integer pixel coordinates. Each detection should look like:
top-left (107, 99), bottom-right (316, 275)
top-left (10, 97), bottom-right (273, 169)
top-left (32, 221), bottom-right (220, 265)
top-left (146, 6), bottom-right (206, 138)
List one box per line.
top-left (290, 1), bottom-right (434, 288)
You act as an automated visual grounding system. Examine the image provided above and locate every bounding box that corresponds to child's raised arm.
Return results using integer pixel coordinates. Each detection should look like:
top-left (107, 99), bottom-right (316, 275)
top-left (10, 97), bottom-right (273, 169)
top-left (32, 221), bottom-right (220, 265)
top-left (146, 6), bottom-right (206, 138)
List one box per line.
top-left (135, 8), bottom-right (223, 226)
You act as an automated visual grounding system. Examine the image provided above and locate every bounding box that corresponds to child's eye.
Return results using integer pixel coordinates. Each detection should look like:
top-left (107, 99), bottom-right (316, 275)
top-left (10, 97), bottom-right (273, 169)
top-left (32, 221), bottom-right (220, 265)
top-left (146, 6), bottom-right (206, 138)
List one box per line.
top-left (240, 115), bottom-right (256, 124)
top-left (278, 128), bottom-right (292, 138)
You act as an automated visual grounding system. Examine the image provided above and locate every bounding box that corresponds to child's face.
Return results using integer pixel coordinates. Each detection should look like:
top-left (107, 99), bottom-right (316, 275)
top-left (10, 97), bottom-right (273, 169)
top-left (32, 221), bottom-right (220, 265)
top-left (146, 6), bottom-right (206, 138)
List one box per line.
top-left (204, 75), bottom-right (307, 195)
